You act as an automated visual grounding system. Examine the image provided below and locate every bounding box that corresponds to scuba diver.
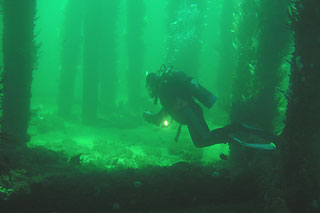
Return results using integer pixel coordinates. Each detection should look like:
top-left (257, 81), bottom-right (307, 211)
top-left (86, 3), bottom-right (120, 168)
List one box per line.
top-left (143, 65), bottom-right (276, 150)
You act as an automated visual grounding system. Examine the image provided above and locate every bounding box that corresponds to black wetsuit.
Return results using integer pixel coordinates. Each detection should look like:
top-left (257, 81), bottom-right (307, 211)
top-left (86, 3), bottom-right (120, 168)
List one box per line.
top-left (157, 72), bottom-right (233, 147)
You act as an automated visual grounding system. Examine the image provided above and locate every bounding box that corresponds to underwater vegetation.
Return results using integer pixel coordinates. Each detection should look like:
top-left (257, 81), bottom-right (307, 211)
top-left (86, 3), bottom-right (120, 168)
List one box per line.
top-left (0, 0), bottom-right (319, 212)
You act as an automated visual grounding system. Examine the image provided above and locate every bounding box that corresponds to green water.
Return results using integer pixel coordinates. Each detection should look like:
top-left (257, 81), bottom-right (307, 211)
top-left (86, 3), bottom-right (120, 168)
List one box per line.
top-left (1, 0), bottom-right (290, 169)
top-left (26, 0), bottom-right (236, 169)
top-left (2, 1), bottom-right (320, 212)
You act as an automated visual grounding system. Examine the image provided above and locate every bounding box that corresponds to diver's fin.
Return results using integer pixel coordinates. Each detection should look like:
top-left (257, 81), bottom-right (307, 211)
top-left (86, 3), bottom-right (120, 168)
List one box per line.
top-left (229, 135), bottom-right (276, 151)
top-left (234, 123), bottom-right (277, 142)
top-left (240, 123), bottom-right (264, 132)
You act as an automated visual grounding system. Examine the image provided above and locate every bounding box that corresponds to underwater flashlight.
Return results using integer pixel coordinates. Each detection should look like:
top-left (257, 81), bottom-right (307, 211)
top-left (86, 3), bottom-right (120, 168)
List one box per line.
top-left (161, 117), bottom-right (172, 128)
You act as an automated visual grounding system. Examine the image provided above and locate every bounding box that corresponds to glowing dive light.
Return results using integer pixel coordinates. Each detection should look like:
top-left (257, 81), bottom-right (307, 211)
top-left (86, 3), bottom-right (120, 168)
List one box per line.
top-left (163, 120), bottom-right (169, 127)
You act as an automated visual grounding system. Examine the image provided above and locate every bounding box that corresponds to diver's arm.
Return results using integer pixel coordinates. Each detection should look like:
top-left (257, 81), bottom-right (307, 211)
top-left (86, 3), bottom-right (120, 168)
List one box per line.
top-left (143, 108), bottom-right (167, 126)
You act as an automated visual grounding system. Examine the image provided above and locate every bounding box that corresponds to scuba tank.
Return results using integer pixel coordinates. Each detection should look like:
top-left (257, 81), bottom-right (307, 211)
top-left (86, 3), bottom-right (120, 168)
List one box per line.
top-left (156, 64), bottom-right (218, 109)
top-left (189, 79), bottom-right (217, 109)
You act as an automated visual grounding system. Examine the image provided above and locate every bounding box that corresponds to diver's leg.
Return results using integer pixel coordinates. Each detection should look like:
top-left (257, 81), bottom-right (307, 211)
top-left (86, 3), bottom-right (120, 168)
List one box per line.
top-left (182, 107), bottom-right (221, 147)
top-left (210, 124), bottom-right (235, 142)
top-left (187, 116), bottom-right (212, 147)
